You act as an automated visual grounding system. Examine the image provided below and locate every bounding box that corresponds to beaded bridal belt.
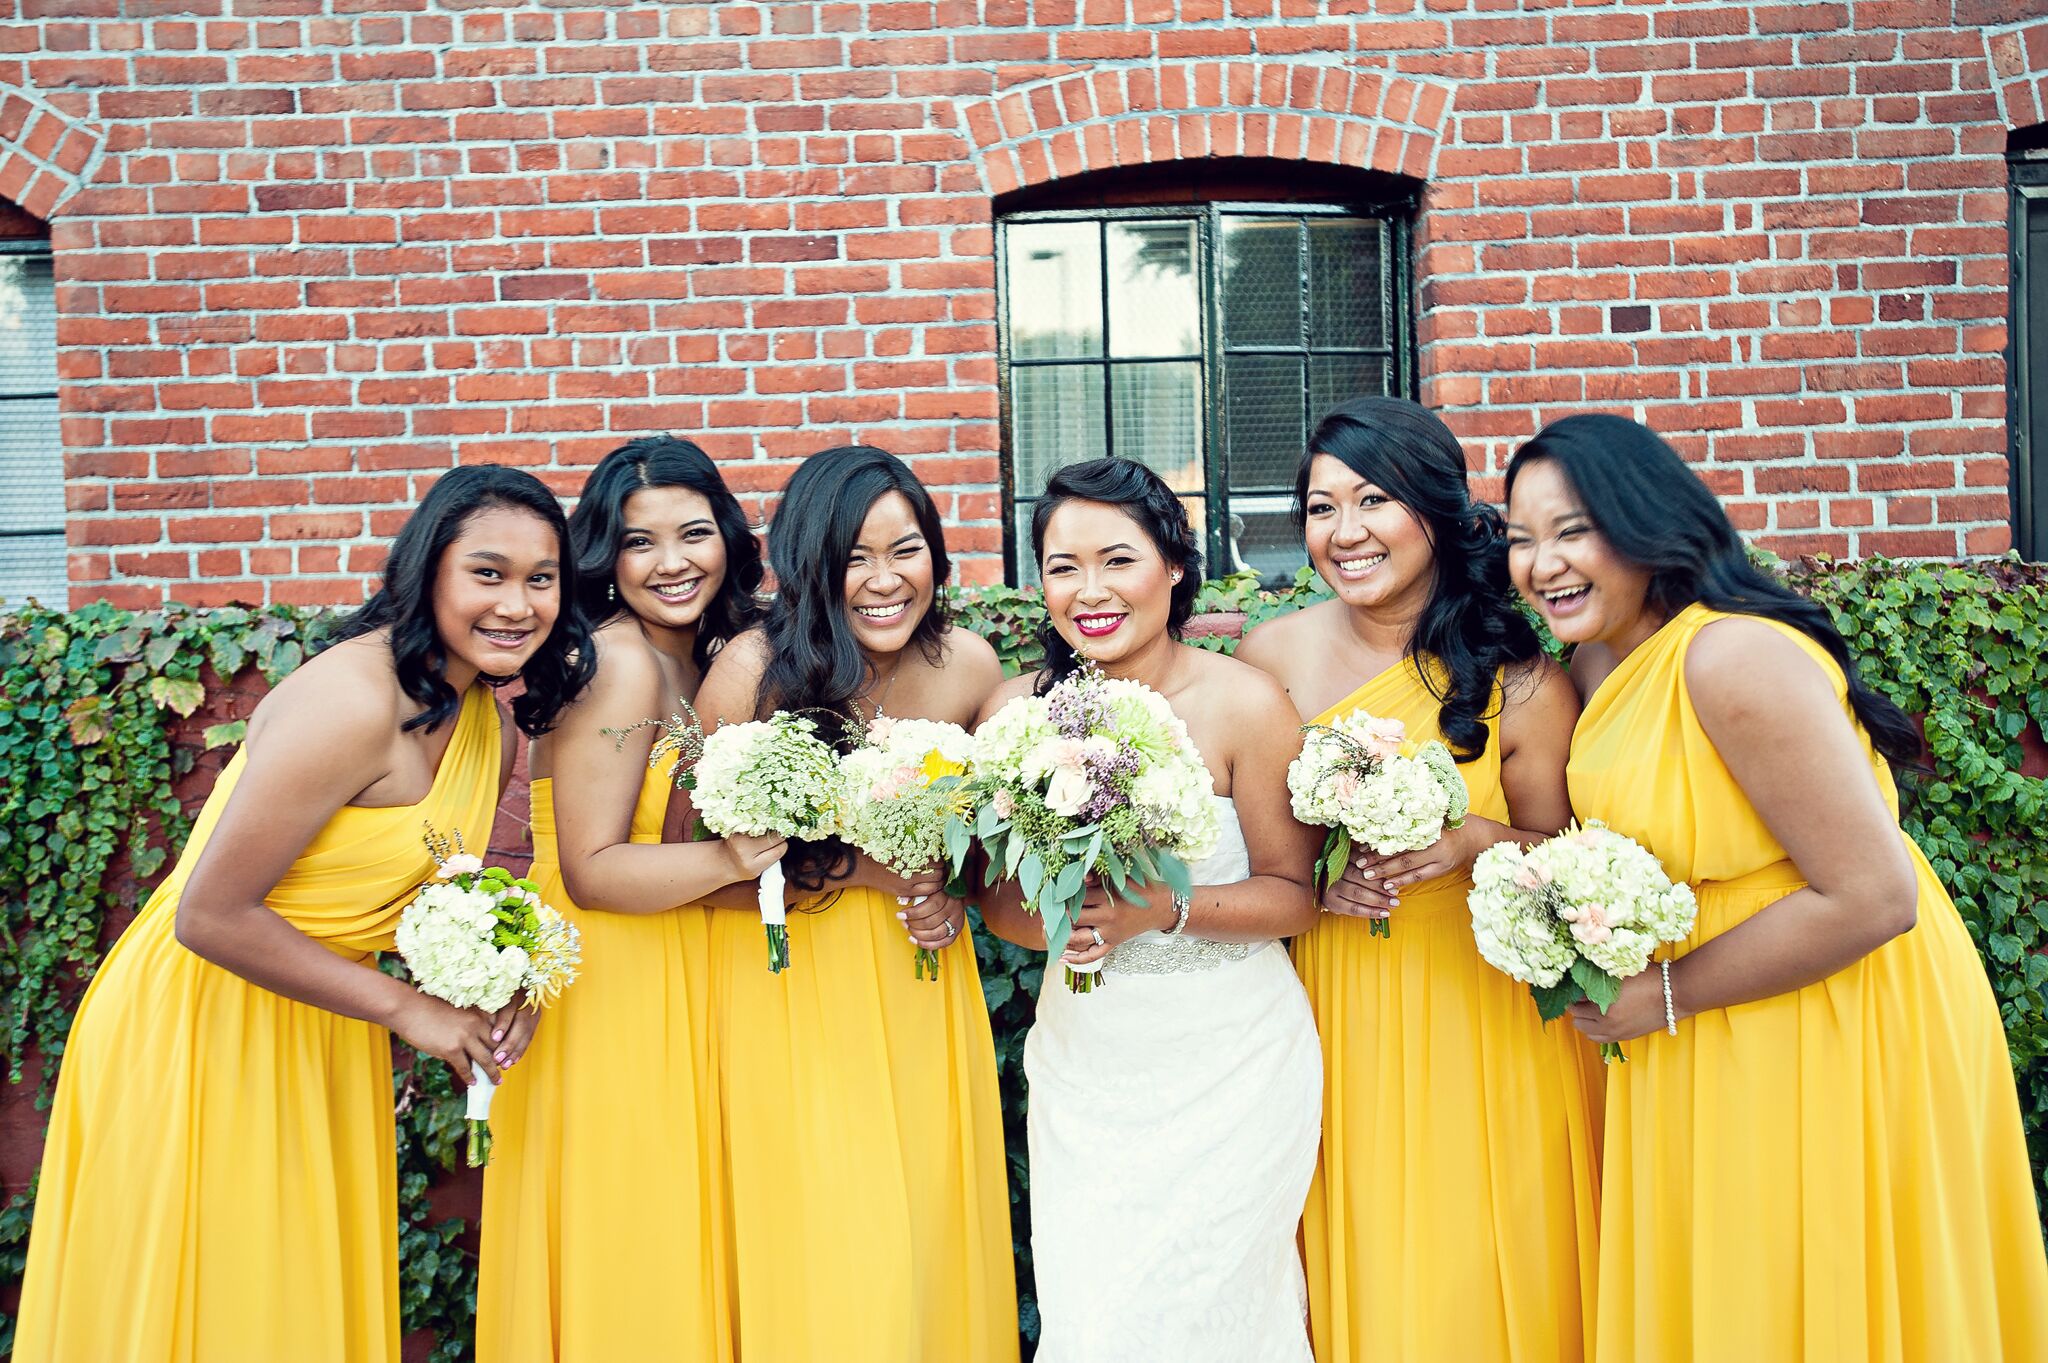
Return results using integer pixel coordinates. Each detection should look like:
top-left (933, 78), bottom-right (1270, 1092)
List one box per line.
top-left (1102, 936), bottom-right (1267, 977)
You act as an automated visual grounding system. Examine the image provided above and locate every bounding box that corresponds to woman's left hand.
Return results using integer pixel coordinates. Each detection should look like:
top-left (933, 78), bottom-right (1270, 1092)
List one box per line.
top-left (1566, 968), bottom-right (1682, 1045)
top-left (1352, 816), bottom-right (1502, 895)
top-left (487, 994), bottom-right (541, 1070)
top-left (1062, 878), bottom-right (1172, 968)
top-left (899, 888), bottom-right (968, 953)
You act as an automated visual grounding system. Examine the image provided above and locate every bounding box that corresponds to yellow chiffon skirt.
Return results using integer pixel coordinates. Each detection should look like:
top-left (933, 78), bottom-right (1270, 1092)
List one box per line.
top-left (477, 806), bottom-right (729, 1360)
top-left (16, 906), bottom-right (400, 1362)
top-left (1296, 887), bottom-right (1604, 1362)
top-left (1597, 855), bottom-right (2048, 1361)
top-left (713, 885), bottom-right (1017, 1361)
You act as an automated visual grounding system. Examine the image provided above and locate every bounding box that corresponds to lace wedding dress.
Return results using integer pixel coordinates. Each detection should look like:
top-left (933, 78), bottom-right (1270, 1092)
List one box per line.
top-left (1024, 797), bottom-right (1322, 1362)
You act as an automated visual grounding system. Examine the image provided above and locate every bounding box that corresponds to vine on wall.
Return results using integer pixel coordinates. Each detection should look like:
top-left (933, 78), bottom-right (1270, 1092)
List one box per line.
top-left (0, 560), bottom-right (2043, 1357)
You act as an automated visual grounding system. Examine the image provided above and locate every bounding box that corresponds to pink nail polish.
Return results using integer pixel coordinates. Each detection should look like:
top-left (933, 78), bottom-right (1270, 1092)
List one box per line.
top-left (492, 1029), bottom-right (505, 1042)
top-left (494, 1051), bottom-right (507, 1064)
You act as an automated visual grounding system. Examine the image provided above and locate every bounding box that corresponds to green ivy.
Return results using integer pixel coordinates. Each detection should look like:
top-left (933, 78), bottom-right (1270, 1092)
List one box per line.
top-left (2, 561), bottom-right (2044, 1356)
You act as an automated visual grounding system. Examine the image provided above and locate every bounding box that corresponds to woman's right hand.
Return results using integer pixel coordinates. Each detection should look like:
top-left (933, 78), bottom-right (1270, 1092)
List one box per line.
top-left (850, 851), bottom-right (947, 902)
top-left (392, 992), bottom-right (504, 1087)
top-left (1319, 855), bottom-right (1397, 924)
top-left (721, 831), bottom-right (788, 884)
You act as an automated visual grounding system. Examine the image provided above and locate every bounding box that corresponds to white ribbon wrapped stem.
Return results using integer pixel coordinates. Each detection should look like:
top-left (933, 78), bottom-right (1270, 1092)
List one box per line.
top-left (466, 1063), bottom-right (496, 1121)
top-left (759, 857), bottom-right (787, 927)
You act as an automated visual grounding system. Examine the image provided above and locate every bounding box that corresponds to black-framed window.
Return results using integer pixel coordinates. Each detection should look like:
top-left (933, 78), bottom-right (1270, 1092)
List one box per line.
top-left (996, 200), bottom-right (1414, 583)
top-left (2011, 156), bottom-right (2048, 561)
top-left (0, 241), bottom-right (61, 606)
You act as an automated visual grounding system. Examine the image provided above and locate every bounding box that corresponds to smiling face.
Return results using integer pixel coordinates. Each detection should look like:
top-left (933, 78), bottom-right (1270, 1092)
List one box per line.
top-left (1504, 457), bottom-right (1656, 647)
top-left (843, 490), bottom-right (937, 656)
top-left (1038, 498), bottom-right (1182, 668)
top-left (431, 503), bottom-right (562, 684)
top-left (1300, 452), bottom-right (1437, 616)
top-left (614, 484), bottom-right (728, 636)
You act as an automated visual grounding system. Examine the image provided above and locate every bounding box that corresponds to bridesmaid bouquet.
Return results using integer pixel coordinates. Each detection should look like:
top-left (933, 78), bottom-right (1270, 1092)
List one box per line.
top-left (835, 715), bottom-right (978, 981)
top-left (396, 828), bottom-right (582, 1166)
top-left (1287, 709), bottom-right (1469, 937)
top-left (970, 665), bottom-right (1220, 993)
top-left (690, 711), bottom-right (842, 973)
top-left (1468, 821), bottom-right (1698, 1061)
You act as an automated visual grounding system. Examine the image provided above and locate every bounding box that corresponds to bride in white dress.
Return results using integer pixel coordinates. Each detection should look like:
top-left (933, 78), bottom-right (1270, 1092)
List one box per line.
top-left (975, 458), bottom-right (1324, 1363)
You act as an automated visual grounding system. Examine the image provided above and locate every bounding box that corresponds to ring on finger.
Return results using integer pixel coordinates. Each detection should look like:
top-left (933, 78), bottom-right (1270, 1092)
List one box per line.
top-left (1089, 927), bottom-right (1106, 948)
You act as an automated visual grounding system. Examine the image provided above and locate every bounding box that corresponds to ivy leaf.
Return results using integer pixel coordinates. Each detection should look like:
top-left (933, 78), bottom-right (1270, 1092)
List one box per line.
top-left (202, 720), bottom-right (247, 750)
top-left (147, 676), bottom-right (206, 717)
top-left (63, 695), bottom-right (108, 745)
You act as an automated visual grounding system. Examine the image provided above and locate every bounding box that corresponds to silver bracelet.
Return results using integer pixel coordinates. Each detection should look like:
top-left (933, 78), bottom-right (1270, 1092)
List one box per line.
top-left (1660, 959), bottom-right (1677, 1036)
top-left (1162, 889), bottom-right (1191, 937)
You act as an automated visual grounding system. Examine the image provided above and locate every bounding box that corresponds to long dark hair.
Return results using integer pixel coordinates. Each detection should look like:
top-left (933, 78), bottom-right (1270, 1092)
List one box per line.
top-left (1296, 396), bottom-right (1540, 761)
top-left (1505, 413), bottom-right (1922, 767)
top-left (322, 463), bottom-right (595, 737)
top-left (1030, 458), bottom-right (1202, 693)
top-left (759, 445), bottom-right (952, 892)
top-left (566, 434), bottom-right (764, 669)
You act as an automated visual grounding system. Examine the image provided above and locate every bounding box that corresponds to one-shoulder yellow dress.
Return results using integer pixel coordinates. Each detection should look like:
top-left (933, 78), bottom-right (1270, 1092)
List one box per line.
top-left (16, 685), bottom-right (501, 1363)
top-left (1570, 603), bottom-right (2048, 1362)
top-left (476, 762), bottom-right (730, 1361)
top-left (1295, 657), bottom-right (1603, 1363)
top-left (713, 881), bottom-right (1018, 1361)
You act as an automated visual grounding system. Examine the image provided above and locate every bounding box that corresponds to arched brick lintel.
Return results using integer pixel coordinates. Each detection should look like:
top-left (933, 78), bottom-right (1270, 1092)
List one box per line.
top-left (0, 85), bottom-right (105, 222)
top-left (1988, 22), bottom-right (2048, 130)
top-left (960, 60), bottom-right (1454, 198)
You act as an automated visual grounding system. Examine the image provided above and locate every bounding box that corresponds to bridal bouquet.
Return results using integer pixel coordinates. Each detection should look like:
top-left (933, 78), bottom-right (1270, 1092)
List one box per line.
top-left (971, 666), bottom-right (1220, 993)
top-left (1468, 821), bottom-right (1698, 1061)
top-left (835, 715), bottom-right (978, 981)
top-left (396, 828), bottom-right (582, 1166)
top-left (691, 712), bottom-right (842, 973)
top-left (1287, 709), bottom-right (1469, 937)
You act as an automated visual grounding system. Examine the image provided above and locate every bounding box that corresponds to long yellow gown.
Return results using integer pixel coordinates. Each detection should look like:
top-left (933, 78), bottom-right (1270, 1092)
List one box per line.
top-left (15, 685), bottom-right (501, 1363)
top-left (1295, 657), bottom-right (1603, 1362)
top-left (476, 764), bottom-right (729, 1360)
top-left (1571, 603), bottom-right (2048, 1362)
top-left (713, 879), bottom-right (1018, 1361)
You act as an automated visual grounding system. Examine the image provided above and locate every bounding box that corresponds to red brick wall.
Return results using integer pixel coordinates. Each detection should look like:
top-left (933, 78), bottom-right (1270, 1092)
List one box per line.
top-left (10, 2), bottom-right (2048, 607)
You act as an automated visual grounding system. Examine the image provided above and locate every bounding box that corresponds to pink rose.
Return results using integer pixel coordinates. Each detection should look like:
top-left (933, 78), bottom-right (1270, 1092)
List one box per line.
top-left (1568, 903), bottom-right (1611, 946)
top-left (1357, 716), bottom-right (1407, 761)
top-left (867, 715), bottom-right (898, 743)
top-left (436, 853), bottom-right (484, 880)
top-left (1512, 862), bottom-right (1551, 892)
top-left (992, 790), bottom-right (1015, 818)
top-left (1329, 770), bottom-right (1363, 807)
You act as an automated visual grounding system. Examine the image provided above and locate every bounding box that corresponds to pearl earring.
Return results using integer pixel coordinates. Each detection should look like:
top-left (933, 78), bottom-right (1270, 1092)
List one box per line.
top-left (607, 583), bottom-right (617, 602)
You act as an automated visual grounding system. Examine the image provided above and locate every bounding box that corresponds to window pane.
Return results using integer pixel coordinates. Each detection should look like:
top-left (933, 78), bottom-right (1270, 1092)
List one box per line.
top-left (1222, 493), bottom-right (1306, 585)
top-left (0, 532), bottom-right (64, 606)
top-left (1107, 220), bottom-right (1199, 358)
top-left (1011, 364), bottom-right (1106, 497)
top-left (1308, 218), bottom-right (1385, 349)
top-left (1110, 362), bottom-right (1205, 493)
top-left (1309, 355), bottom-right (1393, 428)
top-left (1218, 218), bottom-right (1301, 347)
top-left (1006, 221), bottom-right (1103, 360)
top-left (1223, 353), bottom-right (1304, 491)
top-left (0, 255), bottom-right (56, 399)
top-left (0, 397), bottom-right (62, 533)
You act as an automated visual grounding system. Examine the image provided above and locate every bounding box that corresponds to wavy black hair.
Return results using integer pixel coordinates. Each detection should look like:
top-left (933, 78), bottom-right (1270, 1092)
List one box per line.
top-left (321, 463), bottom-right (595, 737)
top-left (759, 445), bottom-right (952, 891)
top-left (1295, 396), bottom-right (1541, 761)
top-left (1505, 413), bottom-right (1922, 767)
top-left (1030, 457), bottom-right (1203, 693)
top-left (566, 434), bottom-right (764, 669)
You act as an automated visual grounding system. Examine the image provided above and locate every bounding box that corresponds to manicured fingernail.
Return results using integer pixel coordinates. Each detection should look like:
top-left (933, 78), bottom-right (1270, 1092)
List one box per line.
top-left (896, 911), bottom-right (907, 922)
top-left (1383, 882), bottom-right (1397, 892)
top-left (896, 896), bottom-right (908, 905)
top-left (494, 1051), bottom-right (508, 1064)
top-left (1388, 897), bottom-right (1400, 907)
top-left (492, 1028), bottom-right (505, 1042)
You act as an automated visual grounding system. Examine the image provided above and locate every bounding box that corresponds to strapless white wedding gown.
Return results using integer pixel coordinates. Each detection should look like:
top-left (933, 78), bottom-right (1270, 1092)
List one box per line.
top-left (1024, 798), bottom-right (1322, 1362)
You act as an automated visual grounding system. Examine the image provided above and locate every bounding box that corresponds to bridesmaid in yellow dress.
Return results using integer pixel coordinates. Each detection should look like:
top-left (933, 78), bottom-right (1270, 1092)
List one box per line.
top-left (693, 445), bottom-right (1018, 1362)
top-left (1504, 413), bottom-right (2048, 1363)
top-left (1237, 397), bottom-right (1601, 1362)
top-left (16, 465), bottom-right (593, 1363)
top-left (477, 438), bottom-right (786, 1362)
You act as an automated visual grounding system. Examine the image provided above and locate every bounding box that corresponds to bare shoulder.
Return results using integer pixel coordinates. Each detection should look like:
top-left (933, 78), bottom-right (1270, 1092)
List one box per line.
top-left (582, 619), bottom-right (667, 707)
top-left (1191, 645), bottom-right (1298, 724)
top-left (974, 668), bottom-right (1040, 726)
top-left (937, 624), bottom-right (1005, 688)
top-left (704, 626), bottom-right (770, 688)
top-left (1563, 639), bottom-right (1619, 703)
top-left (1501, 651), bottom-right (1575, 715)
top-left (1234, 600), bottom-right (1329, 672)
top-left (243, 638), bottom-right (399, 780)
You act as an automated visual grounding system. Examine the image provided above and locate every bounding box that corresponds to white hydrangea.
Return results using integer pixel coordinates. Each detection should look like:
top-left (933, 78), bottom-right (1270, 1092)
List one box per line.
top-left (395, 881), bottom-right (530, 1013)
top-left (972, 694), bottom-right (1057, 774)
top-left (692, 713), bottom-right (842, 839)
top-left (1287, 711), bottom-right (1466, 856)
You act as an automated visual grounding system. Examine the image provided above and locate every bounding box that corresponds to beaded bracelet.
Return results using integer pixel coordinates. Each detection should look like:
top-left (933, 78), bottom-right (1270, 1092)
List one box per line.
top-left (1162, 889), bottom-right (1192, 937)
top-left (1659, 958), bottom-right (1678, 1036)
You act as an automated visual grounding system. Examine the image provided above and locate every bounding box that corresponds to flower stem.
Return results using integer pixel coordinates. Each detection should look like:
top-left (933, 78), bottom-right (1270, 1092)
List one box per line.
top-left (765, 923), bottom-right (790, 974)
top-left (914, 946), bottom-right (941, 981)
top-left (466, 1119), bottom-right (492, 1168)
top-left (1599, 1041), bottom-right (1626, 1064)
